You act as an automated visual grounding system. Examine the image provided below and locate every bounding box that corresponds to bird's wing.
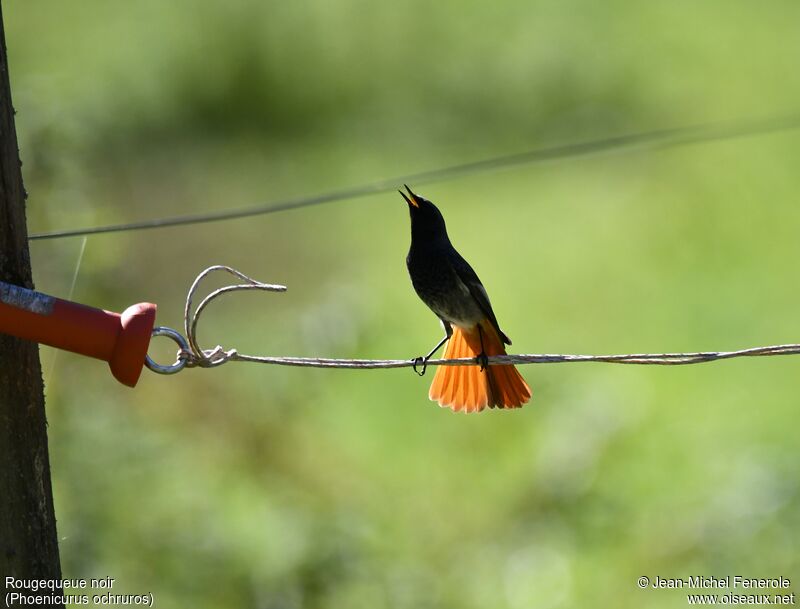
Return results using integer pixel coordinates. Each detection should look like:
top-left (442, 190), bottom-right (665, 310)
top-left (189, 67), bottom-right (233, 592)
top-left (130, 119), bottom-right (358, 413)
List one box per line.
top-left (450, 251), bottom-right (512, 345)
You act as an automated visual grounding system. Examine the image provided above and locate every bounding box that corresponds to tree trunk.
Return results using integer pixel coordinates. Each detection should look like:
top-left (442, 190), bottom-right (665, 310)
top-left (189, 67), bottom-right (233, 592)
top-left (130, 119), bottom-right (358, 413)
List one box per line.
top-left (0, 0), bottom-right (63, 604)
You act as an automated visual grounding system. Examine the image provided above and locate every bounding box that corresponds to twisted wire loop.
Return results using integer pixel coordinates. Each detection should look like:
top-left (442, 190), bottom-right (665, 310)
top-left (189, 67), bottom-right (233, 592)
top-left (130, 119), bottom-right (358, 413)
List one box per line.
top-left (180, 265), bottom-right (287, 369)
top-left (146, 265), bottom-right (800, 376)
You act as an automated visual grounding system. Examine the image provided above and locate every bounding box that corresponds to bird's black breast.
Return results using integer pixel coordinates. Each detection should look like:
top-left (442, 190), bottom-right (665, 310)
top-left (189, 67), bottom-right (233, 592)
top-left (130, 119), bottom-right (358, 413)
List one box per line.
top-left (406, 243), bottom-right (484, 326)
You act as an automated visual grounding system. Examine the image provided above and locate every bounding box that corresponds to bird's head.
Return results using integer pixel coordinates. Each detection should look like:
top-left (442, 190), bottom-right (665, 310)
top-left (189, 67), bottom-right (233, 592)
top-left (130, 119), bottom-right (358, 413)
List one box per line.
top-left (400, 185), bottom-right (448, 240)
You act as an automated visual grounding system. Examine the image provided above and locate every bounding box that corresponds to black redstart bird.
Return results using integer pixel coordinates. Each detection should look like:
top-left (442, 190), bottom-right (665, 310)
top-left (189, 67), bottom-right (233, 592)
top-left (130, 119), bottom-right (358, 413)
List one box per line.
top-left (401, 185), bottom-right (531, 412)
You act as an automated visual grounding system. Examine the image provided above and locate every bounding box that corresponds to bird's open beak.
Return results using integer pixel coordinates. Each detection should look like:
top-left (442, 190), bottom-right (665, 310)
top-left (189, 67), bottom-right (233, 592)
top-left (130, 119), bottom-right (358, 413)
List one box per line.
top-left (400, 184), bottom-right (419, 208)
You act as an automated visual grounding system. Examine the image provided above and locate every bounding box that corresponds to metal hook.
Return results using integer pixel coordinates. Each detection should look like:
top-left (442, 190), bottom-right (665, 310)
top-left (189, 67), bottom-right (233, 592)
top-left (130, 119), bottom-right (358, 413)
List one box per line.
top-left (145, 326), bottom-right (191, 375)
top-left (144, 266), bottom-right (287, 376)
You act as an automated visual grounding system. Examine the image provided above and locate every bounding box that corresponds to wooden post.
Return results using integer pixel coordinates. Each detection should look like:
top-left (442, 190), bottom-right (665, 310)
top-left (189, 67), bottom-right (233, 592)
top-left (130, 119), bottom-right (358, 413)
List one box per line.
top-left (0, 0), bottom-right (64, 604)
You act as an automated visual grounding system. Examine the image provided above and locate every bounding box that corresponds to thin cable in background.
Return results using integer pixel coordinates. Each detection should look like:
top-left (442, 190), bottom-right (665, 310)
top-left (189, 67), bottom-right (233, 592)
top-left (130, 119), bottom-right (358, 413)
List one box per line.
top-left (29, 113), bottom-right (800, 241)
top-left (43, 236), bottom-right (87, 386)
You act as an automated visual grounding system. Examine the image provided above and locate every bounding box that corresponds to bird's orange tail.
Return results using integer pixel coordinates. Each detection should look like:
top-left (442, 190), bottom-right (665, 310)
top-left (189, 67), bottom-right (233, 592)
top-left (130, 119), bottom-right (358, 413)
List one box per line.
top-left (428, 322), bottom-right (531, 413)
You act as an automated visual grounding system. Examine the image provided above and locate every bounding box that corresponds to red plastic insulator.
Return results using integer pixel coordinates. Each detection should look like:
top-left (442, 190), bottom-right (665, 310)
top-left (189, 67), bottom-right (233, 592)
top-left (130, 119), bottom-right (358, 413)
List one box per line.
top-left (0, 281), bottom-right (156, 387)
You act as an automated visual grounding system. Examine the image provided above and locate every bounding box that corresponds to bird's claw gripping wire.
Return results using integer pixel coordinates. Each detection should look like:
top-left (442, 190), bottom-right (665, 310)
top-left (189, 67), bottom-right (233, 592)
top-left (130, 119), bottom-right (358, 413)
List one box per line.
top-left (475, 324), bottom-right (489, 371)
top-left (412, 326), bottom-right (452, 377)
top-left (412, 356), bottom-right (428, 376)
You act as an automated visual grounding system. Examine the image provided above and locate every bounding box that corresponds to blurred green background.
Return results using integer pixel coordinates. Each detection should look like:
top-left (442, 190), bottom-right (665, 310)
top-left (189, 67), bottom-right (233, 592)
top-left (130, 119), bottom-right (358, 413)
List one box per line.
top-left (7, 1), bottom-right (800, 607)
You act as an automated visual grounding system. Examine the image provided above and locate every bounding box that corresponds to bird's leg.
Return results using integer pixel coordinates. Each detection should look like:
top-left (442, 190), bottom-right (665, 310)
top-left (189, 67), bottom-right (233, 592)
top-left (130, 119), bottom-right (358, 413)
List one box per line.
top-left (476, 324), bottom-right (489, 372)
top-left (412, 321), bottom-right (453, 376)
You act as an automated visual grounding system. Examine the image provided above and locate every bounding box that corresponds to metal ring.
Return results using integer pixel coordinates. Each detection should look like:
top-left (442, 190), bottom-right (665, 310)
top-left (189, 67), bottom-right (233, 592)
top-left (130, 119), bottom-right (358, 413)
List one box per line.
top-left (145, 327), bottom-right (191, 375)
